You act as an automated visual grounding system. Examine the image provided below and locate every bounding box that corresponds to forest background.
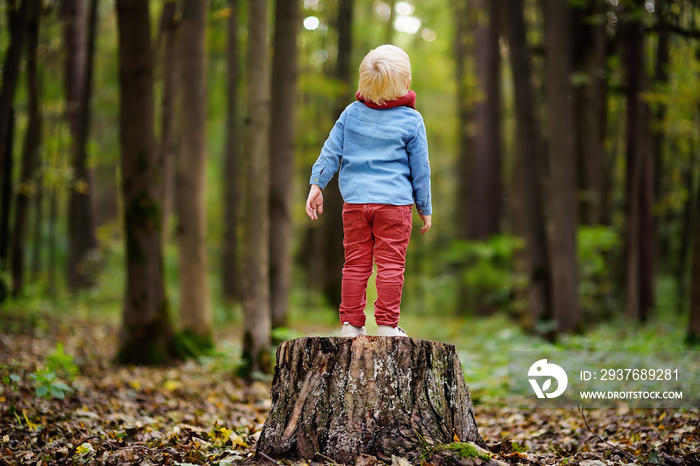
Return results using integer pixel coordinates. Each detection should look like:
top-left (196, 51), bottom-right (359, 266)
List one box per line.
top-left (1, 0), bottom-right (700, 463)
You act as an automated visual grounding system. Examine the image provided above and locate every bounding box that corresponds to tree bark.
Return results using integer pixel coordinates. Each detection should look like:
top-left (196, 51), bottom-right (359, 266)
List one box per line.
top-left (257, 337), bottom-right (486, 463)
top-left (472, 0), bottom-right (502, 241)
top-left (0, 111), bottom-right (13, 303)
top-left (116, 0), bottom-right (175, 365)
top-left (269, 0), bottom-right (300, 329)
top-left (689, 150), bottom-right (700, 343)
top-left (63, 0), bottom-right (99, 292)
top-left (223, 0), bottom-right (242, 304)
top-left (0, 0), bottom-right (30, 303)
top-left (572, 0), bottom-right (607, 226)
top-left (454, 0), bottom-right (475, 241)
top-left (319, 0), bottom-right (354, 310)
top-left (156, 0), bottom-right (178, 246)
top-left (542, 0), bottom-right (581, 334)
top-left (504, 0), bottom-right (551, 328)
top-left (10, 0), bottom-right (41, 298)
top-left (242, 0), bottom-right (272, 375)
top-left (621, 0), bottom-right (655, 322)
top-left (177, 0), bottom-right (213, 349)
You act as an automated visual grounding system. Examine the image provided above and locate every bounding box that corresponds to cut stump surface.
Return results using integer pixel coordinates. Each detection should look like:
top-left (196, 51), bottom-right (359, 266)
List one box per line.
top-left (256, 336), bottom-right (486, 463)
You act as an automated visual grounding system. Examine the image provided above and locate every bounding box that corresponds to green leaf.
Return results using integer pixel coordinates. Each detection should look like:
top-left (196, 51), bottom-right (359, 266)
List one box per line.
top-left (51, 381), bottom-right (71, 392)
top-left (49, 387), bottom-right (66, 399)
top-left (35, 385), bottom-right (48, 398)
top-left (10, 374), bottom-right (21, 383)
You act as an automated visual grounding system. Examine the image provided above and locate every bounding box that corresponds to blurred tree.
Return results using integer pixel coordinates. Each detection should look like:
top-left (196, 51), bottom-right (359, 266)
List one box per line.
top-left (471, 0), bottom-right (502, 243)
top-left (242, 0), bottom-right (272, 375)
top-left (542, 0), bottom-right (581, 334)
top-left (63, 0), bottom-right (99, 292)
top-left (572, 0), bottom-right (607, 226)
top-left (115, 0), bottom-right (175, 364)
top-left (269, 0), bottom-right (300, 329)
top-left (453, 0), bottom-right (474, 241)
top-left (319, 0), bottom-right (354, 311)
top-left (503, 0), bottom-right (551, 329)
top-left (10, 0), bottom-right (41, 298)
top-left (156, 0), bottom-right (178, 246)
top-left (223, 0), bottom-right (242, 304)
top-left (0, 0), bottom-right (30, 303)
top-left (690, 151), bottom-right (700, 343)
top-left (177, 0), bottom-right (213, 352)
top-left (621, 0), bottom-right (655, 322)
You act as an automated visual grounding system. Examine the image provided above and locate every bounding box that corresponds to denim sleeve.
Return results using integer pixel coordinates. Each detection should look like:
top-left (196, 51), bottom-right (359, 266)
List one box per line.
top-left (407, 118), bottom-right (432, 215)
top-left (309, 112), bottom-right (345, 189)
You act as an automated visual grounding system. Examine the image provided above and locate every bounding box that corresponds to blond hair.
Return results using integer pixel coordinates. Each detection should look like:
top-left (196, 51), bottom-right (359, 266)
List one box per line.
top-left (357, 44), bottom-right (411, 105)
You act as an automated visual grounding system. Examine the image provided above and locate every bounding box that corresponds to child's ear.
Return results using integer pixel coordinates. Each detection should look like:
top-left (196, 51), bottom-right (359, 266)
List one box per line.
top-left (406, 78), bottom-right (411, 89)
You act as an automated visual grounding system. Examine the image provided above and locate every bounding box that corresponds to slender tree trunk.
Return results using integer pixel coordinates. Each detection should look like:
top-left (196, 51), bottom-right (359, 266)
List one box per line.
top-left (690, 136), bottom-right (700, 343)
top-left (223, 0), bottom-right (242, 303)
top-left (471, 0), bottom-right (502, 241)
top-left (269, 0), bottom-right (300, 329)
top-left (504, 0), bottom-right (551, 328)
top-left (0, 0), bottom-right (30, 303)
top-left (454, 0), bottom-right (474, 241)
top-left (242, 0), bottom-right (272, 375)
top-left (320, 0), bottom-right (354, 310)
top-left (652, 0), bottom-right (671, 265)
top-left (63, 0), bottom-right (99, 292)
top-left (572, 0), bottom-right (606, 225)
top-left (621, 0), bottom-right (655, 322)
top-left (30, 168), bottom-right (43, 281)
top-left (116, 0), bottom-right (175, 365)
top-left (157, 1), bottom-right (178, 246)
top-left (0, 111), bottom-right (13, 303)
top-left (177, 0), bottom-right (213, 349)
top-left (10, 0), bottom-right (41, 298)
top-left (542, 0), bottom-right (581, 334)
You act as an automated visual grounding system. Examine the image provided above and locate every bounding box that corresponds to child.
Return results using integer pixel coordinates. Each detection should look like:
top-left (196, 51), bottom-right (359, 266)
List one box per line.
top-left (305, 44), bottom-right (432, 338)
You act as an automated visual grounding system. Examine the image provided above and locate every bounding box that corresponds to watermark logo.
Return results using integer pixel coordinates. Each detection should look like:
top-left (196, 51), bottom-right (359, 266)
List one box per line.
top-left (528, 359), bottom-right (568, 398)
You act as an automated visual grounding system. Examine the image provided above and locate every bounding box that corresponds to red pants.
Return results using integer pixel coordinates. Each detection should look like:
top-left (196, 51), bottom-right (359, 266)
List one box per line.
top-left (339, 203), bottom-right (412, 327)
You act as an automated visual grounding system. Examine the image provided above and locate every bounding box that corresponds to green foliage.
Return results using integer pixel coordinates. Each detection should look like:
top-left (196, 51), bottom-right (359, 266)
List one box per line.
top-left (29, 369), bottom-right (71, 400)
top-left (445, 235), bottom-right (526, 315)
top-left (577, 225), bottom-right (621, 319)
top-left (46, 342), bottom-right (79, 382)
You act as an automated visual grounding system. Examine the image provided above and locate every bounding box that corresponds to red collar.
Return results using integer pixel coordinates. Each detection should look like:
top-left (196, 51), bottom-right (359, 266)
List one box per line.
top-left (356, 90), bottom-right (416, 110)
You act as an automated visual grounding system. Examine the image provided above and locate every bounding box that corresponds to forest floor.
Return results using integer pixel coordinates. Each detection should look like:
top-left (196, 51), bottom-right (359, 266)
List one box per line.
top-left (1, 311), bottom-right (698, 466)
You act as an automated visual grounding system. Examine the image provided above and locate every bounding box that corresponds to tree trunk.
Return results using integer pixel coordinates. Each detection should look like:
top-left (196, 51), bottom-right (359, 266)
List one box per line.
top-left (10, 0), bottom-right (41, 298)
top-left (256, 337), bottom-right (486, 463)
top-left (116, 0), bottom-right (175, 365)
top-left (319, 0), bottom-right (353, 311)
top-left (689, 152), bottom-right (700, 343)
top-left (621, 0), bottom-right (655, 322)
top-left (542, 0), bottom-right (581, 334)
top-left (471, 0), bottom-right (502, 241)
top-left (504, 0), bottom-right (551, 328)
top-left (454, 0), bottom-right (475, 241)
top-left (177, 0), bottom-right (213, 350)
top-left (0, 110), bottom-right (13, 303)
top-left (63, 0), bottom-right (99, 292)
top-left (572, 0), bottom-right (606, 226)
top-left (242, 0), bottom-right (272, 375)
top-left (0, 0), bottom-right (30, 303)
top-left (156, 0), bottom-right (178, 246)
top-left (269, 0), bottom-right (300, 329)
top-left (222, 0), bottom-right (242, 304)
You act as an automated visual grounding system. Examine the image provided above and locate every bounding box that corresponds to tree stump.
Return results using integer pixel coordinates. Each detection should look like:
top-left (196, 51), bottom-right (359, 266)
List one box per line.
top-left (256, 336), bottom-right (486, 463)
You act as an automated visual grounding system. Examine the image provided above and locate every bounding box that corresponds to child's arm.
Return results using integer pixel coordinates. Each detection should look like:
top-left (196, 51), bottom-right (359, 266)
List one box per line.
top-left (306, 184), bottom-right (324, 220)
top-left (407, 119), bottom-right (433, 233)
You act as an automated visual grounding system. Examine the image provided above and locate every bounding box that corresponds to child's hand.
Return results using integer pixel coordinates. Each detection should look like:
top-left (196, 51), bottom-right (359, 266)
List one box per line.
top-left (306, 184), bottom-right (324, 220)
top-left (419, 214), bottom-right (432, 234)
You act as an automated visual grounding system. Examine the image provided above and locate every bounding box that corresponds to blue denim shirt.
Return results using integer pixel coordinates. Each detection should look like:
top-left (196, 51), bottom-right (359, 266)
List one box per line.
top-left (309, 101), bottom-right (432, 215)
